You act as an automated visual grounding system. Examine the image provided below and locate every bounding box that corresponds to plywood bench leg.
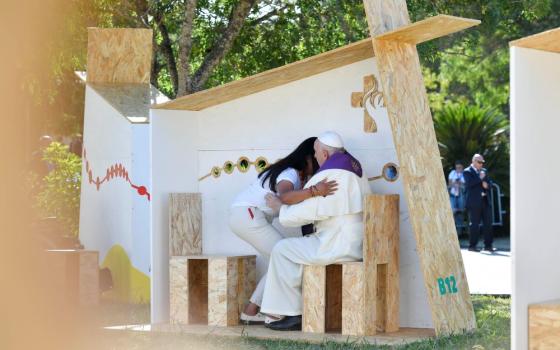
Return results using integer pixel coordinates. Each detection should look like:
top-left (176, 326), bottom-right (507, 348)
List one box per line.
top-left (208, 257), bottom-right (237, 326)
top-left (302, 265), bottom-right (326, 333)
top-left (342, 262), bottom-right (366, 336)
top-left (169, 257), bottom-right (189, 324)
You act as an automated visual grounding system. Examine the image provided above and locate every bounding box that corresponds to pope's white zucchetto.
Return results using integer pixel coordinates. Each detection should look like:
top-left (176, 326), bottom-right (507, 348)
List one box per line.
top-left (318, 131), bottom-right (344, 149)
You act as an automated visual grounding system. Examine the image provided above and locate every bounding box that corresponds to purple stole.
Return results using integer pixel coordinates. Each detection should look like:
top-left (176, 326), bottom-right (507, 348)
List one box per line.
top-left (317, 152), bottom-right (362, 177)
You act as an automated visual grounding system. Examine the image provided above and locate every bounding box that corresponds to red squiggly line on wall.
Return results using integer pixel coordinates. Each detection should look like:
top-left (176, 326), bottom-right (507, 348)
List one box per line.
top-left (83, 148), bottom-right (151, 201)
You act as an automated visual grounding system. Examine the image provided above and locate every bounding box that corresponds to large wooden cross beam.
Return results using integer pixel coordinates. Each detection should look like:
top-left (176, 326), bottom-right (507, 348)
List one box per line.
top-left (362, 1), bottom-right (480, 336)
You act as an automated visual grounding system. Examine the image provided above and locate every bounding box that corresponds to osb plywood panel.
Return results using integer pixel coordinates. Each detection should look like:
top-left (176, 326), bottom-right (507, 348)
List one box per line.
top-left (363, 0), bottom-right (475, 335)
top-left (78, 251), bottom-right (99, 306)
top-left (188, 259), bottom-right (208, 324)
top-left (362, 0), bottom-right (410, 35)
top-left (325, 264), bottom-right (343, 333)
top-left (302, 265), bottom-right (326, 333)
top-left (207, 258), bottom-right (227, 326)
top-left (363, 194), bottom-right (399, 333)
top-left (169, 193), bottom-right (202, 256)
top-left (169, 257), bottom-right (189, 324)
top-left (237, 257), bottom-right (257, 319)
top-left (529, 301), bottom-right (560, 350)
top-left (342, 262), bottom-right (366, 336)
top-left (375, 15), bottom-right (480, 45)
top-left (510, 27), bottom-right (560, 54)
top-left (87, 28), bottom-right (152, 84)
top-left (225, 257), bottom-right (240, 326)
top-left (372, 38), bottom-right (474, 335)
top-left (152, 39), bottom-right (374, 111)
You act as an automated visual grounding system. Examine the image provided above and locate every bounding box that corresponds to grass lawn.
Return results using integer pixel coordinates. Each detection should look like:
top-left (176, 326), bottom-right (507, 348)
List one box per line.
top-left (81, 295), bottom-right (509, 349)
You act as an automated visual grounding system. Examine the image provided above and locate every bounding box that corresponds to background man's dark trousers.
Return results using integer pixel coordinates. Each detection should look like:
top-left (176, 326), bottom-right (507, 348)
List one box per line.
top-left (467, 201), bottom-right (493, 249)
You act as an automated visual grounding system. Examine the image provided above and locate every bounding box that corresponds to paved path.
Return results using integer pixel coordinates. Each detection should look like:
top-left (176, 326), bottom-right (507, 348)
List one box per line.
top-left (461, 249), bottom-right (511, 295)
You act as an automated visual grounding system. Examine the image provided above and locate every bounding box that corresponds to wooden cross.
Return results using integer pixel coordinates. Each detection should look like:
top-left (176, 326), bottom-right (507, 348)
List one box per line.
top-left (351, 74), bottom-right (385, 133)
top-left (361, 0), bottom-right (480, 336)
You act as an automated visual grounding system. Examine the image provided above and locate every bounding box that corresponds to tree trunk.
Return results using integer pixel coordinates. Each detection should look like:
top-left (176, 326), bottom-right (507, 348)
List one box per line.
top-left (189, 0), bottom-right (258, 93)
top-left (176, 0), bottom-right (197, 96)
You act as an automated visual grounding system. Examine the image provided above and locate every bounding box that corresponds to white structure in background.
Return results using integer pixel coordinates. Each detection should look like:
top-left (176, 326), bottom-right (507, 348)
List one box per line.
top-left (510, 27), bottom-right (560, 350)
top-left (78, 28), bottom-right (167, 303)
top-left (149, 39), bottom-right (433, 329)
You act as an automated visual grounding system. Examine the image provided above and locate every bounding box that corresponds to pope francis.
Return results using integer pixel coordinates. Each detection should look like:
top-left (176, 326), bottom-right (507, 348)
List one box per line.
top-left (260, 131), bottom-right (371, 331)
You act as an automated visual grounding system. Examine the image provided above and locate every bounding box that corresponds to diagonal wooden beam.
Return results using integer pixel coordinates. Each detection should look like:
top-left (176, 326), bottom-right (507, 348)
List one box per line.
top-left (362, 0), bottom-right (478, 336)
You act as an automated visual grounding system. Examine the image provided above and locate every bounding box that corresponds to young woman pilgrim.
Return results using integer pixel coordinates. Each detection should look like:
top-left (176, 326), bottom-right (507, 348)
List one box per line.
top-left (228, 137), bottom-right (337, 323)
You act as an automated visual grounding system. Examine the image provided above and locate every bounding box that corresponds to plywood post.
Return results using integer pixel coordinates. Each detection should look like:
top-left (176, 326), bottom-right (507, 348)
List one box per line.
top-left (169, 193), bottom-right (202, 256)
top-left (363, 194), bottom-right (399, 333)
top-left (302, 265), bottom-right (326, 333)
top-left (529, 301), bottom-right (560, 349)
top-left (86, 28), bottom-right (152, 84)
top-left (362, 0), bottom-right (478, 335)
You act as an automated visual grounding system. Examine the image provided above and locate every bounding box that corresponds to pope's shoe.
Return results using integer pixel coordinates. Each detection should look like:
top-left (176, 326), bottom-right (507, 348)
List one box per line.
top-left (266, 315), bottom-right (302, 331)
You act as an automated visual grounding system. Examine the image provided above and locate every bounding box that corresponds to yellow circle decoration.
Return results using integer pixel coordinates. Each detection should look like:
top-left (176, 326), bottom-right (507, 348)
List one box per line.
top-left (223, 161), bottom-right (235, 174)
top-left (237, 157), bottom-right (250, 173)
top-left (211, 166), bottom-right (222, 178)
top-left (254, 157), bottom-right (269, 173)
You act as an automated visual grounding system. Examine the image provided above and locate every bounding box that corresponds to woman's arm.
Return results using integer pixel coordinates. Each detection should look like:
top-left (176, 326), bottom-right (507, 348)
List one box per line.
top-left (277, 179), bottom-right (338, 205)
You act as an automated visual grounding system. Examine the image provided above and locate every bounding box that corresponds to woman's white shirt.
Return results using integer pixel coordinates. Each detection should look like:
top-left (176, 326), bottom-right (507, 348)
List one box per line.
top-left (231, 168), bottom-right (301, 211)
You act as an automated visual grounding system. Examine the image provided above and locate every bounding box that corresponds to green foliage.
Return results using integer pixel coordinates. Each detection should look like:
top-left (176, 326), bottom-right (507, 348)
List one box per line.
top-left (434, 103), bottom-right (510, 189)
top-left (36, 142), bottom-right (81, 236)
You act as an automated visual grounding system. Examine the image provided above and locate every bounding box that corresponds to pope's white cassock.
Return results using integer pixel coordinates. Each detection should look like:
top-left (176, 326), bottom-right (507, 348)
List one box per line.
top-left (260, 151), bottom-right (372, 316)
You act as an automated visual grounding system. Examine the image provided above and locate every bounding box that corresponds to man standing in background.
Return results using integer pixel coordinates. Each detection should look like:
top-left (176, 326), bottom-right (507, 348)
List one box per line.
top-left (464, 154), bottom-right (495, 252)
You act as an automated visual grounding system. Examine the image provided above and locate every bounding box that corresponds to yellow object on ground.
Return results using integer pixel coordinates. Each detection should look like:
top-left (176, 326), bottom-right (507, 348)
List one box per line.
top-left (101, 244), bottom-right (150, 304)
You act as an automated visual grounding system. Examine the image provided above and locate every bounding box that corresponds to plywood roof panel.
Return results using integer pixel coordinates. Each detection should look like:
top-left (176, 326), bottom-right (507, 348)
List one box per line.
top-left (510, 27), bottom-right (560, 54)
top-left (152, 38), bottom-right (374, 111)
top-left (374, 15), bottom-right (480, 45)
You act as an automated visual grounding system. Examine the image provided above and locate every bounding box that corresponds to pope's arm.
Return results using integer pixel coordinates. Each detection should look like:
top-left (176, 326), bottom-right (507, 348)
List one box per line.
top-left (278, 196), bottom-right (329, 227)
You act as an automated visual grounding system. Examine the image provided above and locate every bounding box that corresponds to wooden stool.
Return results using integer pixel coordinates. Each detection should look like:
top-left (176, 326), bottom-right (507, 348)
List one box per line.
top-left (45, 249), bottom-right (99, 306)
top-left (529, 300), bottom-right (560, 349)
top-left (302, 194), bottom-right (399, 335)
top-left (170, 255), bottom-right (256, 326)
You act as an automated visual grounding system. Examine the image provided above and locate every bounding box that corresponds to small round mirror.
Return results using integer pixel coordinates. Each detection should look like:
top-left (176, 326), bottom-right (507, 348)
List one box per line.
top-left (382, 163), bottom-right (399, 182)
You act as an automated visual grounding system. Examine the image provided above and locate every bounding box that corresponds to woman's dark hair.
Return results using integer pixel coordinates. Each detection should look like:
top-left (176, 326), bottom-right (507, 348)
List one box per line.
top-left (259, 137), bottom-right (319, 192)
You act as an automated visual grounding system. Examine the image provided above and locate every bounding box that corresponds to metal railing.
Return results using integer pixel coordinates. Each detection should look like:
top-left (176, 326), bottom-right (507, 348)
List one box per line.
top-left (451, 181), bottom-right (506, 232)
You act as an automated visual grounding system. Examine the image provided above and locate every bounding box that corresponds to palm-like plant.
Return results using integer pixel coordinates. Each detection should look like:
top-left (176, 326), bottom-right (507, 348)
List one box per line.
top-left (434, 103), bottom-right (510, 191)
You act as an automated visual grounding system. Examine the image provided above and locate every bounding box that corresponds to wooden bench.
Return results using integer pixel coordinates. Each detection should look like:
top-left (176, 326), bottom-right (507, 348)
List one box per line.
top-left (169, 255), bottom-right (256, 327)
top-left (529, 300), bottom-right (560, 349)
top-left (302, 194), bottom-right (399, 336)
top-left (45, 249), bottom-right (99, 305)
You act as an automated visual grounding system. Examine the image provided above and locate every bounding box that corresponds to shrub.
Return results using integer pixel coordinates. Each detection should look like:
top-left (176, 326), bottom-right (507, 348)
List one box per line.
top-left (36, 142), bottom-right (81, 236)
top-left (434, 103), bottom-right (510, 192)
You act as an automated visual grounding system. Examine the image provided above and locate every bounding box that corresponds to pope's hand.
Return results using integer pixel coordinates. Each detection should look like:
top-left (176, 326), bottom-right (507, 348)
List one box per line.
top-left (265, 193), bottom-right (282, 214)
